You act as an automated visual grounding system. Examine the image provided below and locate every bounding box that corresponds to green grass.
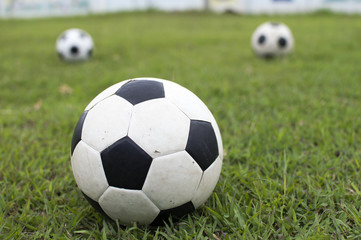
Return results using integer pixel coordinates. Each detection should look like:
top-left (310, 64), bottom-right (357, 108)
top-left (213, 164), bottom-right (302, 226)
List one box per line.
top-left (1, 11), bottom-right (361, 239)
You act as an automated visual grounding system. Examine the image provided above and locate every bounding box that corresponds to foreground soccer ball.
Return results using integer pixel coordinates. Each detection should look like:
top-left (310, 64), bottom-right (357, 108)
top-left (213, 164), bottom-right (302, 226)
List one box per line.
top-left (251, 22), bottom-right (294, 58)
top-left (71, 77), bottom-right (223, 226)
top-left (56, 28), bottom-right (94, 61)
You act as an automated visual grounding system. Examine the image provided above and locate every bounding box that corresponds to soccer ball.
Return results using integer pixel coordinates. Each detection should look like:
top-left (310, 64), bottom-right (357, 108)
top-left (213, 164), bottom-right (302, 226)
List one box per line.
top-left (56, 28), bottom-right (94, 61)
top-left (251, 22), bottom-right (294, 58)
top-left (70, 78), bottom-right (223, 226)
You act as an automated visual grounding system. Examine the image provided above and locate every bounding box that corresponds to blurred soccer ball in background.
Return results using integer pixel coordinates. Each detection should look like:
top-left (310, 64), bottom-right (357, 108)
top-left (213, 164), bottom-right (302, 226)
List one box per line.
top-left (251, 22), bottom-right (294, 58)
top-left (56, 28), bottom-right (94, 61)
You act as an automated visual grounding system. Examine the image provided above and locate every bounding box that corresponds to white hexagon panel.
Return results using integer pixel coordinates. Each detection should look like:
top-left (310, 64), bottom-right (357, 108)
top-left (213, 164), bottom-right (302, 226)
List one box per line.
top-left (71, 140), bottom-right (108, 202)
top-left (85, 80), bottom-right (131, 111)
top-left (99, 187), bottom-right (160, 225)
top-left (142, 151), bottom-right (203, 210)
top-left (163, 80), bottom-right (214, 122)
top-left (192, 156), bottom-right (223, 209)
top-left (128, 98), bottom-right (190, 158)
top-left (81, 95), bottom-right (133, 152)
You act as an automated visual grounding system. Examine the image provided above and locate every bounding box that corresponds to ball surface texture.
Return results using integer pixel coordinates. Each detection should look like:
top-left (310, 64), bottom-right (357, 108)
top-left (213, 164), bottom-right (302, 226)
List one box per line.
top-left (56, 28), bottom-right (94, 61)
top-left (71, 78), bottom-right (223, 226)
top-left (251, 22), bottom-right (294, 58)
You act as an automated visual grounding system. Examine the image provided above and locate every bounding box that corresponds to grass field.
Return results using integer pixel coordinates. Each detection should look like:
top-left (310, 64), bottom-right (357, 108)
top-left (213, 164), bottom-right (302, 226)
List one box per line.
top-left (1, 11), bottom-right (361, 239)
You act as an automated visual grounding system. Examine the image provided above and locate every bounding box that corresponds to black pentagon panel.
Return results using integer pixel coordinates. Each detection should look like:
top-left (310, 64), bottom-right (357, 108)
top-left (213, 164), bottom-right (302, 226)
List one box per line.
top-left (258, 35), bottom-right (266, 45)
top-left (70, 46), bottom-right (79, 55)
top-left (150, 201), bottom-right (195, 226)
top-left (115, 80), bottom-right (165, 105)
top-left (101, 137), bottom-right (152, 190)
top-left (82, 191), bottom-right (111, 220)
top-left (88, 49), bottom-right (93, 57)
top-left (186, 120), bottom-right (219, 171)
top-left (270, 22), bottom-right (280, 26)
top-left (278, 37), bottom-right (287, 48)
top-left (263, 53), bottom-right (275, 59)
top-left (71, 111), bottom-right (88, 156)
